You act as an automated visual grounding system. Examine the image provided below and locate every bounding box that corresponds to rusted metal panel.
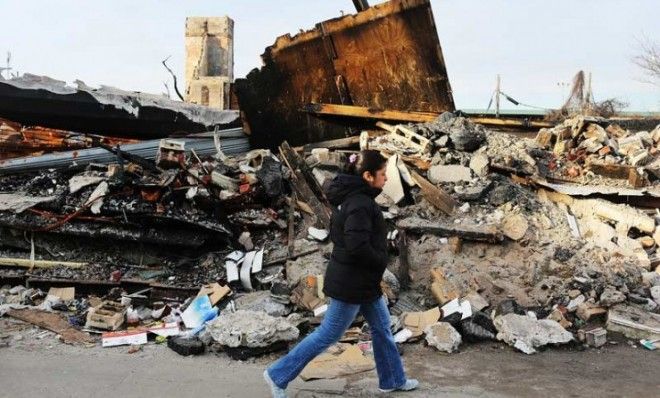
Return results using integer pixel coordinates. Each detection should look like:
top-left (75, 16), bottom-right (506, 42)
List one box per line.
top-left (0, 118), bottom-right (138, 160)
top-left (235, 0), bottom-right (455, 148)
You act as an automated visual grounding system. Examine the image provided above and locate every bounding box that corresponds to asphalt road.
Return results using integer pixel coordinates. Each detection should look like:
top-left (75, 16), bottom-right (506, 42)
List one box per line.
top-left (1, 326), bottom-right (658, 398)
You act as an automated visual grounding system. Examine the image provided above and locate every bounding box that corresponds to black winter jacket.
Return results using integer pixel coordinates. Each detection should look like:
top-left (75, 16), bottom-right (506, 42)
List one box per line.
top-left (322, 174), bottom-right (388, 304)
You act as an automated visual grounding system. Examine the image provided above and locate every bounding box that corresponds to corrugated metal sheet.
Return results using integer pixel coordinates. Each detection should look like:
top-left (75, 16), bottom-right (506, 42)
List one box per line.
top-left (0, 128), bottom-right (249, 175)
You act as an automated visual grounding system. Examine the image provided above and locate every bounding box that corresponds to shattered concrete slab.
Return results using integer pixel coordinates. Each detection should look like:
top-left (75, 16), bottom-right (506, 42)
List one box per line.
top-left (606, 304), bottom-right (660, 341)
top-left (424, 322), bottom-right (462, 353)
top-left (494, 314), bottom-right (573, 354)
top-left (207, 310), bottom-right (299, 348)
top-left (234, 291), bottom-right (291, 317)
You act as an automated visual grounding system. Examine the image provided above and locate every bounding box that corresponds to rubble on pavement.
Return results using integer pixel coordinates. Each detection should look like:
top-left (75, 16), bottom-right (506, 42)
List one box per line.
top-left (1, 109), bottom-right (659, 364)
top-left (1, 1), bottom-right (660, 372)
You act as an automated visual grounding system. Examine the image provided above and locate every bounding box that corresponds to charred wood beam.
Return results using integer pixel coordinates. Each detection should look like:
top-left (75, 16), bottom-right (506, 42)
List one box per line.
top-left (303, 103), bottom-right (555, 129)
top-left (397, 217), bottom-right (504, 243)
top-left (410, 171), bottom-right (456, 215)
top-left (100, 143), bottom-right (162, 174)
top-left (0, 258), bottom-right (86, 269)
top-left (279, 141), bottom-right (332, 228)
top-left (0, 214), bottom-right (211, 248)
top-left (397, 230), bottom-right (411, 290)
top-left (10, 277), bottom-right (199, 302)
top-left (294, 135), bottom-right (361, 153)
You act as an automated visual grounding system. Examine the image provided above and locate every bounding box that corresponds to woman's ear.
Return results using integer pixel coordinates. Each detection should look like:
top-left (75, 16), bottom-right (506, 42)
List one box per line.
top-left (362, 171), bottom-right (374, 183)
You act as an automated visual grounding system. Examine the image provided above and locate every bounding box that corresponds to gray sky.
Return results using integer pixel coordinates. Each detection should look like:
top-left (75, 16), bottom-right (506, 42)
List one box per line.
top-left (1, 0), bottom-right (658, 111)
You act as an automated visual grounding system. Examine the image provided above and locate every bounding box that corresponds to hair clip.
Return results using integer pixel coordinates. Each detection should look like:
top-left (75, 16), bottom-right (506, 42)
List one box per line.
top-left (349, 154), bottom-right (358, 164)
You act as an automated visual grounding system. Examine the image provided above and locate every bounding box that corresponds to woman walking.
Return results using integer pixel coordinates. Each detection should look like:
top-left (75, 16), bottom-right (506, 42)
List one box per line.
top-left (264, 150), bottom-right (418, 397)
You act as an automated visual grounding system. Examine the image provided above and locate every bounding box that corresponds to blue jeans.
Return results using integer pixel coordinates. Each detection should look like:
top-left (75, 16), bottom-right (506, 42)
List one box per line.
top-left (267, 296), bottom-right (406, 390)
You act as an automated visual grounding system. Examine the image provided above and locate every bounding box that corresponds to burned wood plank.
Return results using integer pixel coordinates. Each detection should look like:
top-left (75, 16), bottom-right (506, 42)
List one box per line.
top-left (304, 103), bottom-right (438, 123)
top-left (279, 141), bottom-right (332, 228)
top-left (397, 217), bottom-right (503, 243)
top-left (585, 159), bottom-right (648, 188)
top-left (287, 196), bottom-right (296, 257)
top-left (468, 116), bottom-right (554, 129)
top-left (410, 171), bottom-right (456, 215)
top-left (397, 230), bottom-right (411, 290)
top-left (0, 214), bottom-right (213, 248)
top-left (303, 103), bottom-right (555, 130)
top-left (7, 308), bottom-right (94, 345)
top-left (586, 159), bottom-right (638, 180)
top-left (295, 135), bottom-right (361, 153)
top-left (22, 278), bottom-right (198, 302)
top-left (0, 257), bottom-right (86, 269)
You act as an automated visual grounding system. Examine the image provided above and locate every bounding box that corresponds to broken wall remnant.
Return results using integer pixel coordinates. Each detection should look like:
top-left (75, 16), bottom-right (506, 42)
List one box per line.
top-left (185, 16), bottom-right (234, 109)
top-left (234, 0), bottom-right (455, 148)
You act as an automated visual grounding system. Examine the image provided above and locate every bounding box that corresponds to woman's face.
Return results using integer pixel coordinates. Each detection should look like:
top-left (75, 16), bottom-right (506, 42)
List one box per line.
top-left (363, 166), bottom-right (388, 189)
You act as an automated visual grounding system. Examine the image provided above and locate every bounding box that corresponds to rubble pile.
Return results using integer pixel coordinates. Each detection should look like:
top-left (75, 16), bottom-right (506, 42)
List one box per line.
top-left (1, 111), bottom-right (659, 366)
top-left (535, 116), bottom-right (660, 187)
top-left (0, 142), bottom-right (295, 286)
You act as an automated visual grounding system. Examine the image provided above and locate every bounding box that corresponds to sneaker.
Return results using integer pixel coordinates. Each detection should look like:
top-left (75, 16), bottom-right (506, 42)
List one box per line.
top-left (379, 379), bottom-right (419, 393)
top-left (263, 369), bottom-right (288, 398)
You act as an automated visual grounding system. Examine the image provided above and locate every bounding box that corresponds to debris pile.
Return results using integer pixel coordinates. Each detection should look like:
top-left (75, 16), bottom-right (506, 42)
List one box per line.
top-left (535, 116), bottom-right (660, 188)
top-left (2, 110), bottom-right (659, 361)
top-left (2, 0), bottom-right (660, 367)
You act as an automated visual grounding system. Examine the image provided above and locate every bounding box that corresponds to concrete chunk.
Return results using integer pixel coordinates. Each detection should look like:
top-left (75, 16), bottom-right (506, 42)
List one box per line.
top-left (424, 322), bottom-right (462, 353)
top-left (207, 310), bottom-right (299, 348)
top-left (428, 164), bottom-right (472, 184)
top-left (494, 313), bottom-right (573, 354)
top-left (469, 153), bottom-right (489, 176)
top-left (599, 287), bottom-right (626, 307)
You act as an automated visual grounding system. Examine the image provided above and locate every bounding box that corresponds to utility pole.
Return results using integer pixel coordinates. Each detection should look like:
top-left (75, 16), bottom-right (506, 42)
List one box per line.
top-left (495, 74), bottom-right (501, 118)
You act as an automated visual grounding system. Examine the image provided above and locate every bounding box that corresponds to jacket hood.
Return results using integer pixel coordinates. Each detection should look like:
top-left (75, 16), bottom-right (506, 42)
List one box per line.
top-left (324, 174), bottom-right (381, 206)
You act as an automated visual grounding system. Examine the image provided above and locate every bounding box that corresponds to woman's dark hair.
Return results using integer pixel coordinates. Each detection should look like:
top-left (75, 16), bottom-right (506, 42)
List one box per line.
top-left (345, 150), bottom-right (387, 177)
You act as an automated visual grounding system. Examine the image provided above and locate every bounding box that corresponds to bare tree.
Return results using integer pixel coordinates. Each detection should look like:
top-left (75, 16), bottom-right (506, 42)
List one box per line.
top-left (633, 37), bottom-right (660, 86)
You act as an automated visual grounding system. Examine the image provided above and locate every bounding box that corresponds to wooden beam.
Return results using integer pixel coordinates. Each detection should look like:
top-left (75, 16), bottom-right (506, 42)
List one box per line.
top-left (397, 217), bottom-right (503, 243)
top-left (586, 159), bottom-right (647, 188)
top-left (469, 116), bottom-right (554, 129)
top-left (7, 309), bottom-right (94, 344)
top-left (303, 103), bottom-right (554, 129)
top-left (304, 103), bottom-right (437, 123)
top-left (0, 258), bottom-right (86, 269)
top-left (294, 135), bottom-right (361, 153)
top-left (279, 141), bottom-right (332, 228)
top-left (397, 230), bottom-right (411, 290)
top-left (410, 171), bottom-right (456, 215)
